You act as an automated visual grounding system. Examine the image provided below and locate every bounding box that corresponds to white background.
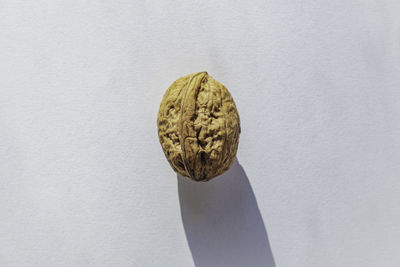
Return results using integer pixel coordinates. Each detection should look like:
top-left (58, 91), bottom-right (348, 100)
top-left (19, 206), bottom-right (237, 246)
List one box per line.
top-left (1, 1), bottom-right (400, 266)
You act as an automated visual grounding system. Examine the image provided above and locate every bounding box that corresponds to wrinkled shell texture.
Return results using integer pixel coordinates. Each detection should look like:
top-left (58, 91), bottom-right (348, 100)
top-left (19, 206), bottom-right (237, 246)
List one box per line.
top-left (157, 72), bottom-right (240, 182)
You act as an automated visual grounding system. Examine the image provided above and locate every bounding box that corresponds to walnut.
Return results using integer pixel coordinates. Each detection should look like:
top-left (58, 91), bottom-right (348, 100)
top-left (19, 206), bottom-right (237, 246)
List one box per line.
top-left (157, 72), bottom-right (240, 182)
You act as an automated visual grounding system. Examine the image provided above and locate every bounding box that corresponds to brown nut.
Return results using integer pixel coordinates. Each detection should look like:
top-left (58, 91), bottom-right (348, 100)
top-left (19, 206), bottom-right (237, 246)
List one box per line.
top-left (157, 72), bottom-right (240, 182)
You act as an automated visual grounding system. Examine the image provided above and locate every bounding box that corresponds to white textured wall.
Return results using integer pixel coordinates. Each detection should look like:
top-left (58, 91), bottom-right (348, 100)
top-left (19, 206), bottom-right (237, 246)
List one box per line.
top-left (1, 1), bottom-right (400, 266)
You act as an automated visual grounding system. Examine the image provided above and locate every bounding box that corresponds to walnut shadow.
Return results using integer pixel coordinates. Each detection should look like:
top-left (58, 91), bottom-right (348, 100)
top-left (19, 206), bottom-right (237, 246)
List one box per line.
top-left (178, 159), bottom-right (276, 267)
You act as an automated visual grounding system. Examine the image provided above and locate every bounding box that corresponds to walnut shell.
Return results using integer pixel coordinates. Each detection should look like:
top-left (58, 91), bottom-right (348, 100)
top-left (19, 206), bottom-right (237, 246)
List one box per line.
top-left (157, 72), bottom-right (240, 182)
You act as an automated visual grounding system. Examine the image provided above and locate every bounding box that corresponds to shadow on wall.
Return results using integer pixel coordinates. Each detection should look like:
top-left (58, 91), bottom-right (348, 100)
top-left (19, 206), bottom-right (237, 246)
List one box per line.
top-left (178, 159), bottom-right (275, 267)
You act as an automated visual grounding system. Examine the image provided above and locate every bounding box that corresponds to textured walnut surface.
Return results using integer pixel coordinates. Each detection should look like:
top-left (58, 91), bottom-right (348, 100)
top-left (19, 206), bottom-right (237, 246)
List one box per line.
top-left (157, 72), bottom-right (240, 181)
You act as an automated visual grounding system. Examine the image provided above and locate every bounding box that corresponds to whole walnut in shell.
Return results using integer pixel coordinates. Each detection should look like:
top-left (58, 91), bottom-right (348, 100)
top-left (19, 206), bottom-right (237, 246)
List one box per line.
top-left (157, 72), bottom-right (240, 182)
